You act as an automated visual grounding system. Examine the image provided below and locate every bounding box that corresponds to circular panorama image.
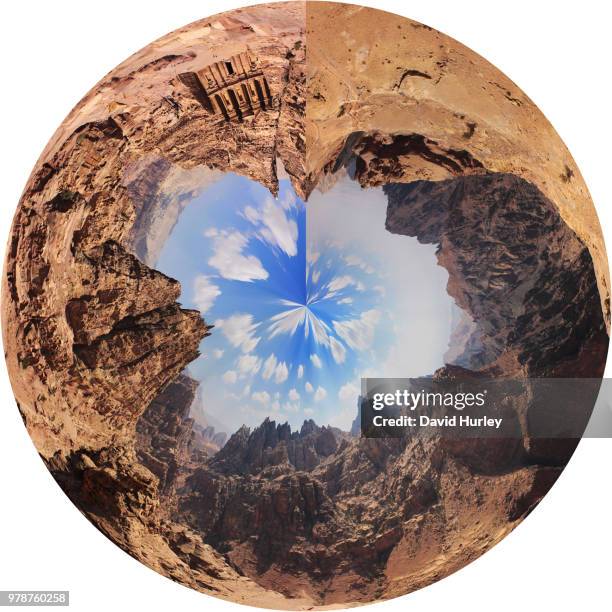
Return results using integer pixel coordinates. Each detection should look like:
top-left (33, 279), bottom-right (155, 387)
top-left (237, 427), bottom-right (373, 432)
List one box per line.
top-left (2, 2), bottom-right (608, 608)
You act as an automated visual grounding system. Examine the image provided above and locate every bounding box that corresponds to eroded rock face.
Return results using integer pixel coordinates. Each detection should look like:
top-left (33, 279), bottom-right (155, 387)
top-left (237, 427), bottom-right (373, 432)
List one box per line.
top-left (136, 374), bottom-right (200, 498)
top-left (174, 419), bottom-right (563, 604)
top-left (2, 2), bottom-right (608, 609)
top-left (166, 187), bottom-right (605, 600)
top-left (192, 423), bottom-right (227, 456)
top-left (384, 173), bottom-right (608, 377)
top-left (2, 4), bottom-right (310, 606)
top-left (305, 3), bottom-right (610, 326)
top-left (209, 417), bottom-right (349, 475)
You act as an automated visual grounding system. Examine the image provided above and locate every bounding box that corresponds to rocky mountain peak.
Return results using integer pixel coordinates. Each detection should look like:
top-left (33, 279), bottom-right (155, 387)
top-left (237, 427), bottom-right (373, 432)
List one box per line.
top-left (209, 417), bottom-right (347, 475)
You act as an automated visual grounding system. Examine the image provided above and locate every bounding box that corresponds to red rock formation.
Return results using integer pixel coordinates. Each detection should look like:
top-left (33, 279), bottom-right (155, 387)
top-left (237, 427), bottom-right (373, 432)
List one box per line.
top-left (384, 173), bottom-right (608, 379)
top-left (192, 423), bottom-right (227, 456)
top-left (209, 417), bottom-right (348, 475)
top-left (2, 4), bottom-right (309, 606)
top-left (174, 417), bottom-right (562, 604)
top-left (2, 3), bottom-right (608, 609)
top-left (136, 374), bottom-right (199, 498)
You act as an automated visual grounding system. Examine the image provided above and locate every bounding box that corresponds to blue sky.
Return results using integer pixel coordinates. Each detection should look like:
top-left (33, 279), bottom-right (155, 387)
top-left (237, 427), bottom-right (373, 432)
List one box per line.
top-left (156, 173), bottom-right (452, 432)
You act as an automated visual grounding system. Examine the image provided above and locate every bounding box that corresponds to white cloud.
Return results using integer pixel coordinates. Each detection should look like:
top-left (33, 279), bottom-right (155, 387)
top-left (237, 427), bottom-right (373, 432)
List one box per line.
top-left (266, 303), bottom-right (336, 353)
top-left (271, 400), bottom-right (281, 412)
top-left (261, 354), bottom-right (288, 384)
top-left (222, 370), bottom-right (237, 384)
top-left (323, 274), bottom-right (369, 300)
top-left (337, 297), bottom-right (353, 305)
top-left (244, 197), bottom-right (298, 257)
top-left (243, 206), bottom-right (260, 224)
top-left (284, 402), bottom-right (300, 413)
top-left (208, 230), bottom-right (268, 282)
top-left (216, 314), bottom-right (259, 353)
top-left (268, 304), bottom-right (337, 351)
top-left (333, 309), bottom-right (381, 350)
top-left (339, 381), bottom-right (360, 402)
top-left (262, 354), bottom-right (278, 380)
top-left (327, 275), bottom-right (355, 295)
top-left (281, 190), bottom-right (296, 210)
top-left (252, 391), bottom-right (270, 405)
top-left (308, 246), bottom-right (320, 264)
top-left (314, 386), bottom-right (327, 402)
top-left (310, 354), bottom-right (323, 369)
top-left (305, 382), bottom-right (314, 394)
top-left (344, 254), bottom-right (375, 274)
top-left (329, 337), bottom-right (346, 364)
top-left (275, 361), bottom-right (289, 384)
top-left (237, 354), bottom-right (261, 375)
top-left (297, 365), bottom-right (304, 379)
top-left (309, 315), bottom-right (334, 346)
top-left (267, 302), bottom-right (307, 338)
top-left (304, 407), bottom-right (314, 416)
top-left (193, 275), bottom-right (220, 314)
top-left (213, 348), bottom-right (224, 359)
top-left (288, 388), bottom-right (300, 402)
top-left (344, 254), bottom-right (363, 267)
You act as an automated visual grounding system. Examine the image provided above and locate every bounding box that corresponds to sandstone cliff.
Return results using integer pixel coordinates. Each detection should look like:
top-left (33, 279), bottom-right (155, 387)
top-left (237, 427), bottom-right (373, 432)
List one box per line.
top-left (305, 3), bottom-right (609, 327)
top-left (2, 3), bottom-right (608, 609)
top-left (2, 3), bottom-right (309, 607)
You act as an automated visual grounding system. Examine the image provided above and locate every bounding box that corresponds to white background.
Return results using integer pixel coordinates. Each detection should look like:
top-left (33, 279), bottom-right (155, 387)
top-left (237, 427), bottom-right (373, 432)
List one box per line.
top-left (0, 1), bottom-right (609, 610)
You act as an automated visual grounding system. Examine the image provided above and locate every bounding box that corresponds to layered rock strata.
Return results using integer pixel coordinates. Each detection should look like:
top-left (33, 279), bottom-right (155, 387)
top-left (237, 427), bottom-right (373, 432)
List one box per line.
top-left (2, 4), bottom-right (310, 606)
top-left (2, 3), bottom-right (608, 609)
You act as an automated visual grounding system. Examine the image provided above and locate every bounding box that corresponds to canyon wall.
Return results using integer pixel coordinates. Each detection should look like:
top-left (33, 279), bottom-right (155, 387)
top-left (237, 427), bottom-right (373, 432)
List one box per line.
top-left (2, 3), bottom-right (608, 608)
top-left (2, 4), bottom-right (310, 607)
top-left (305, 2), bottom-right (609, 327)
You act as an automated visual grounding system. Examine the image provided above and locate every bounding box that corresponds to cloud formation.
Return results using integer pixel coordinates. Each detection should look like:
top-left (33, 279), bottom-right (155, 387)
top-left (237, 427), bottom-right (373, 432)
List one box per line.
top-left (216, 313), bottom-right (260, 353)
top-left (252, 391), bottom-right (270, 405)
top-left (262, 354), bottom-right (278, 380)
top-left (314, 386), bottom-right (327, 402)
top-left (310, 354), bottom-right (323, 368)
top-left (338, 381), bottom-right (359, 402)
top-left (208, 230), bottom-right (268, 282)
top-left (237, 354), bottom-right (262, 375)
top-left (222, 370), bottom-right (237, 384)
top-left (274, 361), bottom-right (289, 384)
top-left (333, 309), bottom-right (381, 351)
top-left (244, 195), bottom-right (298, 257)
top-left (193, 275), bottom-right (220, 314)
